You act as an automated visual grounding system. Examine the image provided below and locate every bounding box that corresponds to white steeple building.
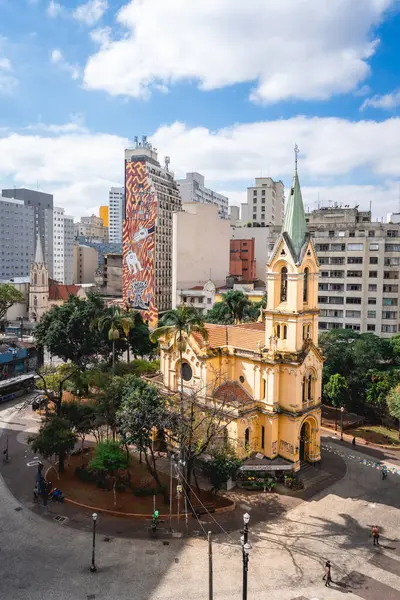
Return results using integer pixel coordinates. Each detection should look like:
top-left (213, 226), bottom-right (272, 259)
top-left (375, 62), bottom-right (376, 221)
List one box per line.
top-left (29, 233), bottom-right (49, 322)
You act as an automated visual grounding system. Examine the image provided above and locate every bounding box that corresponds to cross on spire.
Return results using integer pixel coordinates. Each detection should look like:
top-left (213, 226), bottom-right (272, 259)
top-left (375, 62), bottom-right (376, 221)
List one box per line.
top-left (294, 143), bottom-right (299, 171)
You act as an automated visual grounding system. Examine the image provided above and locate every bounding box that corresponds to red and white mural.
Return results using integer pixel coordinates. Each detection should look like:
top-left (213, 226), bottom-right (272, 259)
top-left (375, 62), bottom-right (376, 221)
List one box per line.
top-left (123, 159), bottom-right (158, 326)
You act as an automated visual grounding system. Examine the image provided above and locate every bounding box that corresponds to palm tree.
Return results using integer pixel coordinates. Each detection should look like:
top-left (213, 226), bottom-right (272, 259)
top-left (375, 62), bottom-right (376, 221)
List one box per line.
top-left (220, 290), bottom-right (251, 324)
top-left (93, 306), bottom-right (135, 372)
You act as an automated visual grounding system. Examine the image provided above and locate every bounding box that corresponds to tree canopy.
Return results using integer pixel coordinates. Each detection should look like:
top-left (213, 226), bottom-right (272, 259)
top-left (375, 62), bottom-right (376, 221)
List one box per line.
top-left (0, 283), bottom-right (26, 322)
top-left (29, 416), bottom-right (77, 473)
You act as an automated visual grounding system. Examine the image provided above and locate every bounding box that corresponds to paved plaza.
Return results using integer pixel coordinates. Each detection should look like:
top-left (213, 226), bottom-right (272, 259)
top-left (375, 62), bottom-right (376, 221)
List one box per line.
top-left (1, 398), bottom-right (400, 600)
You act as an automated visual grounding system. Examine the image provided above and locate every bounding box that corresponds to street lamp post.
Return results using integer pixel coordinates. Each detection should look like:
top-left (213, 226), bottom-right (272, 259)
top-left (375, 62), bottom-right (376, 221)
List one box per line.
top-left (241, 512), bottom-right (251, 600)
top-left (340, 406), bottom-right (344, 441)
top-left (90, 513), bottom-right (98, 572)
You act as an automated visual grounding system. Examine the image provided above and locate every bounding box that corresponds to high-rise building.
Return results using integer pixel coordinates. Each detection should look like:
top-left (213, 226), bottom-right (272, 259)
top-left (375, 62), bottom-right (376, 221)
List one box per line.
top-left (230, 239), bottom-right (257, 282)
top-left (53, 207), bottom-right (74, 284)
top-left (108, 187), bottom-right (124, 243)
top-left (99, 205), bottom-right (109, 227)
top-left (2, 188), bottom-right (54, 276)
top-left (176, 172), bottom-right (229, 219)
top-left (0, 195), bottom-right (35, 279)
top-left (241, 177), bottom-right (284, 227)
top-left (75, 215), bottom-right (108, 242)
top-left (123, 138), bottom-right (182, 324)
top-left (73, 244), bottom-right (99, 285)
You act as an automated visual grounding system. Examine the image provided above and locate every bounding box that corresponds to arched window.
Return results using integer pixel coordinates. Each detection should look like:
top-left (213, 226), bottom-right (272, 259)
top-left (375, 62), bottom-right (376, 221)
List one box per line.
top-left (280, 267), bottom-right (288, 302)
top-left (245, 428), bottom-right (250, 446)
top-left (303, 267), bottom-right (309, 303)
top-left (307, 325), bottom-right (311, 338)
top-left (276, 324), bottom-right (281, 338)
top-left (302, 377), bottom-right (306, 402)
top-left (33, 273), bottom-right (37, 285)
top-left (261, 426), bottom-right (265, 450)
top-left (307, 375), bottom-right (312, 400)
top-left (33, 295), bottom-right (38, 307)
top-left (283, 324), bottom-right (287, 340)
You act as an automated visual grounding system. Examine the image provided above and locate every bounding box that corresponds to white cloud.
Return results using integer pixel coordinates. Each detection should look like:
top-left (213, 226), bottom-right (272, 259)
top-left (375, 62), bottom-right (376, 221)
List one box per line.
top-left (47, 0), bottom-right (64, 18)
top-left (1, 115), bottom-right (400, 218)
top-left (83, 0), bottom-right (394, 102)
top-left (0, 43), bottom-right (18, 95)
top-left (73, 0), bottom-right (108, 26)
top-left (50, 49), bottom-right (80, 80)
top-left (361, 89), bottom-right (400, 110)
top-left (89, 26), bottom-right (112, 48)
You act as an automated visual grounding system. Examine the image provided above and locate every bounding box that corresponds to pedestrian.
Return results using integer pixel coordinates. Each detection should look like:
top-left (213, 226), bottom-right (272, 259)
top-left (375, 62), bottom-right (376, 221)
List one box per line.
top-left (352, 437), bottom-right (356, 447)
top-left (382, 466), bottom-right (387, 480)
top-left (322, 560), bottom-right (332, 587)
top-left (36, 463), bottom-right (48, 507)
top-left (372, 525), bottom-right (380, 546)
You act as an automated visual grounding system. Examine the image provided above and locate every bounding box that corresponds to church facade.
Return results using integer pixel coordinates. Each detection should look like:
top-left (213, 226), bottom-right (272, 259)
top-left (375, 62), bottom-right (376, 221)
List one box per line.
top-left (159, 164), bottom-right (322, 470)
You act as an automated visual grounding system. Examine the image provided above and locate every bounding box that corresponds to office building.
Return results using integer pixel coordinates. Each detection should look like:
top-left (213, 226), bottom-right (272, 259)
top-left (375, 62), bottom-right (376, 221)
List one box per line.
top-left (0, 195), bottom-right (35, 279)
top-left (176, 172), bottom-right (229, 219)
top-left (53, 207), bottom-right (74, 284)
top-left (73, 244), bottom-right (99, 284)
top-left (75, 215), bottom-right (108, 242)
top-left (241, 177), bottom-right (285, 227)
top-left (102, 253), bottom-right (122, 296)
top-left (230, 238), bottom-right (257, 282)
top-left (172, 203), bottom-right (230, 309)
top-left (123, 138), bottom-right (182, 325)
top-left (108, 187), bottom-right (124, 243)
top-left (99, 205), bottom-right (109, 227)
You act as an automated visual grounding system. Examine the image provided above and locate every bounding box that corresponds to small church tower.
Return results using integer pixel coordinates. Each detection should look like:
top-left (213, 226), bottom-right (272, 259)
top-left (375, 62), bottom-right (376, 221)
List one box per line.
top-left (29, 234), bottom-right (49, 322)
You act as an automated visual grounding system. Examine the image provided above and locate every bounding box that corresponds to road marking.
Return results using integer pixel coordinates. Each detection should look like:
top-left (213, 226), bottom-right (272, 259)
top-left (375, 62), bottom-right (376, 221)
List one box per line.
top-left (26, 460), bottom-right (41, 467)
top-left (340, 570), bottom-right (400, 600)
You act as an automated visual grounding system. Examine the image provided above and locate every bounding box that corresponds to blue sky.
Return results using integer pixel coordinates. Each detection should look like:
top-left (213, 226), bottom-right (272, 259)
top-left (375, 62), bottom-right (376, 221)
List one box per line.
top-left (1, 0), bottom-right (400, 218)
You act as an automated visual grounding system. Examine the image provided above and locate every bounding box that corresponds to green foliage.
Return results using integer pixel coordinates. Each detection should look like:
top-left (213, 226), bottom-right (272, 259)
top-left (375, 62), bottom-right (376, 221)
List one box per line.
top-left (203, 453), bottom-right (242, 493)
top-left (219, 290), bottom-right (251, 324)
top-left (206, 301), bottom-right (234, 324)
top-left (35, 363), bottom-right (78, 416)
top-left (89, 441), bottom-right (129, 475)
top-left (28, 416), bottom-right (77, 472)
top-left (0, 283), bottom-right (26, 321)
top-left (34, 293), bottom-right (110, 368)
top-left (152, 306), bottom-right (208, 351)
top-left (366, 370), bottom-right (400, 419)
top-left (114, 359), bottom-right (160, 377)
top-left (61, 401), bottom-right (97, 439)
top-left (323, 373), bottom-right (349, 407)
top-left (127, 312), bottom-right (157, 358)
top-left (387, 385), bottom-right (400, 421)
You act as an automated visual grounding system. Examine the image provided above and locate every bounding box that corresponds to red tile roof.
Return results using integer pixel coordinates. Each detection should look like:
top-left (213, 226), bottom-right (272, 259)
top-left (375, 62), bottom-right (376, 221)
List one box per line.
top-left (192, 323), bottom-right (264, 353)
top-left (214, 381), bottom-right (254, 406)
top-left (49, 280), bottom-right (81, 301)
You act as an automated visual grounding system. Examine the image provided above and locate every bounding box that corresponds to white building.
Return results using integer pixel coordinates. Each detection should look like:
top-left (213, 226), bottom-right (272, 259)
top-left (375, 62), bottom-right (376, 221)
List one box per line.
top-left (172, 203), bottom-right (230, 309)
top-left (241, 177), bottom-right (285, 227)
top-left (176, 172), bottom-right (229, 219)
top-left (108, 186), bottom-right (124, 243)
top-left (53, 207), bottom-right (74, 284)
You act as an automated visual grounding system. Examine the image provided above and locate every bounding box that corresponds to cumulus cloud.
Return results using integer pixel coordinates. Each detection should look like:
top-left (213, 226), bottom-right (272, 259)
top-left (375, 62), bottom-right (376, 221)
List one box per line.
top-left (0, 41), bottom-right (18, 95)
top-left (47, 0), bottom-right (64, 18)
top-left (361, 89), bottom-right (400, 110)
top-left (83, 0), bottom-right (394, 102)
top-left (1, 115), bottom-right (400, 218)
top-left (73, 0), bottom-right (108, 26)
top-left (50, 48), bottom-right (80, 80)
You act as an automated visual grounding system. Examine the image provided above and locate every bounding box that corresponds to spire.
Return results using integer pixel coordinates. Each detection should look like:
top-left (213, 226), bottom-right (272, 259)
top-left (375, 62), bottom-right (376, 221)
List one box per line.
top-left (282, 144), bottom-right (308, 258)
top-left (34, 232), bottom-right (44, 265)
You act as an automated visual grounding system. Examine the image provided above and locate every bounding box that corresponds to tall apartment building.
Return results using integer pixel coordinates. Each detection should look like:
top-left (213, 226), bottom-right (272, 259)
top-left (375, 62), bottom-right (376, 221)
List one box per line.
top-left (75, 215), bottom-right (108, 242)
top-left (108, 187), bottom-right (124, 243)
top-left (230, 238), bottom-right (257, 282)
top-left (176, 172), bottom-right (229, 219)
top-left (99, 205), bottom-right (109, 227)
top-left (0, 196), bottom-right (35, 279)
top-left (53, 207), bottom-right (74, 284)
top-left (73, 244), bottom-right (99, 284)
top-left (241, 177), bottom-right (285, 227)
top-left (123, 138), bottom-right (182, 325)
top-left (266, 206), bottom-right (400, 338)
top-left (2, 188), bottom-right (54, 276)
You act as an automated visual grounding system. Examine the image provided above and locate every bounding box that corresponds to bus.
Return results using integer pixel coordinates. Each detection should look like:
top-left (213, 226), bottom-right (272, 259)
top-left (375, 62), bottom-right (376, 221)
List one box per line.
top-left (0, 373), bottom-right (36, 404)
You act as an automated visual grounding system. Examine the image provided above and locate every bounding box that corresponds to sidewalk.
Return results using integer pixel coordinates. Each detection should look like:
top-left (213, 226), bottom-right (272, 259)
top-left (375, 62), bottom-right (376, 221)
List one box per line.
top-left (321, 424), bottom-right (400, 452)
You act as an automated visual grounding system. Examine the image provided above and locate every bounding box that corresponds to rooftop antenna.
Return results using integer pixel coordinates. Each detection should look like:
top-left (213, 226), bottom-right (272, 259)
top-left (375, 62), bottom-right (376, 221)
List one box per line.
top-left (164, 156), bottom-right (170, 171)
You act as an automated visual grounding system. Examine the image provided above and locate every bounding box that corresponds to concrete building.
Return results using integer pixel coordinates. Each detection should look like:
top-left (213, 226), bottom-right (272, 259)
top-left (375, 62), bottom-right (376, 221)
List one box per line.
top-left (241, 177), bottom-right (285, 227)
top-left (0, 196), bottom-right (35, 279)
top-left (123, 139), bottom-right (182, 325)
top-left (2, 188), bottom-right (54, 276)
top-left (73, 244), bottom-right (99, 284)
top-left (229, 205), bottom-right (240, 222)
top-left (176, 172), bottom-right (229, 219)
top-left (53, 207), bottom-right (74, 284)
top-left (160, 162), bottom-right (321, 471)
top-left (0, 277), bottom-right (30, 322)
top-left (172, 203), bottom-right (230, 308)
top-left (103, 253), bottom-right (122, 296)
top-left (264, 205), bottom-right (400, 338)
top-left (99, 205), bottom-right (109, 227)
top-left (230, 226), bottom-right (271, 281)
top-left (75, 215), bottom-right (108, 242)
top-left (108, 187), bottom-right (124, 243)
top-left (230, 238), bottom-right (257, 282)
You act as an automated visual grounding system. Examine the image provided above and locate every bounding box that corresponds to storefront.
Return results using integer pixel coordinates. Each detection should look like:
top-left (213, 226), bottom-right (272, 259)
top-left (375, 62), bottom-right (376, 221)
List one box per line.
top-left (237, 454), bottom-right (294, 490)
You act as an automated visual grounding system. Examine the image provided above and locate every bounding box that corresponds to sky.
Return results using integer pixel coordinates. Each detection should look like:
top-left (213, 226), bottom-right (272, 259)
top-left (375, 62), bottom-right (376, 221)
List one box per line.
top-left (1, 0), bottom-right (400, 219)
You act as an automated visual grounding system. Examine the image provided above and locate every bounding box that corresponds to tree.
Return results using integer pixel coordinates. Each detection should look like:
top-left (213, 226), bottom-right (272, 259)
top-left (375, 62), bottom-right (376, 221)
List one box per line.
top-left (117, 376), bottom-right (171, 501)
top-left (36, 363), bottom-right (78, 417)
top-left (219, 290), bottom-right (251, 324)
top-left (203, 451), bottom-right (242, 494)
top-left (93, 306), bottom-right (135, 371)
top-left (127, 312), bottom-right (157, 358)
top-left (61, 401), bottom-right (97, 453)
top-left (206, 301), bottom-right (234, 324)
top-left (0, 284), bottom-right (25, 323)
top-left (366, 370), bottom-right (400, 421)
top-left (34, 293), bottom-right (109, 368)
top-left (29, 416), bottom-right (77, 473)
top-left (89, 441), bottom-right (129, 506)
top-left (323, 373), bottom-right (349, 430)
top-left (387, 385), bottom-right (400, 438)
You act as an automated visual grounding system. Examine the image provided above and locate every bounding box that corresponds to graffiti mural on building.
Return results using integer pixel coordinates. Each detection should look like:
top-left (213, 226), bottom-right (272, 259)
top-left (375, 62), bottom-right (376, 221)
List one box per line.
top-left (123, 159), bottom-right (158, 326)
top-left (280, 440), bottom-right (294, 455)
top-left (272, 440), bottom-right (278, 455)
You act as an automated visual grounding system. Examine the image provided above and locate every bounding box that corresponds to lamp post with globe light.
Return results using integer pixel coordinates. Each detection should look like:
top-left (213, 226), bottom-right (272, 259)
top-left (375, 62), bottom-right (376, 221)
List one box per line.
top-left (90, 513), bottom-right (98, 572)
top-left (240, 512), bottom-right (251, 600)
top-left (340, 406), bottom-right (345, 441)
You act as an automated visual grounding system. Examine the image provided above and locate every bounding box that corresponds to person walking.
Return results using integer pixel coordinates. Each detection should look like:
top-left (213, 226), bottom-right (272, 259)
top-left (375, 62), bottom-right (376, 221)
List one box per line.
top-left (352, 437), bottom-right (356, 447)
top-left (382, 465), bottom-right (387, 480)
top-left (322, 560), bottom-right (332, 587)
top-left (372, 525), bottom-right (380, 546)
top-left (36, 463), bottom-right (48, 507)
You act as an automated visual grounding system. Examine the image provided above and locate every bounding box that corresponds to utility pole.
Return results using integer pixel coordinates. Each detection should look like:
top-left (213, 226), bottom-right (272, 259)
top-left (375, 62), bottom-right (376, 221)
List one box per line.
top-left (208, 531), bottom-right (213, 600)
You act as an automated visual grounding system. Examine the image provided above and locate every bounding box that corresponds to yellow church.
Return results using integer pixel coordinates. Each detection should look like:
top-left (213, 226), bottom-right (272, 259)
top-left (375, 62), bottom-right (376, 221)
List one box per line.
top-left (159, 161), bottom-right (322, 472)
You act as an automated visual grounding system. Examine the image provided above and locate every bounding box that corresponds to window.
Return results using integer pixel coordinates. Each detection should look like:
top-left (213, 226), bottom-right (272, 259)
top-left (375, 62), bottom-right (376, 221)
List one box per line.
top-left (382, 325), bottom-right (398, 333)
top-left (319, 257), bottom-right (329, 265)
top-left (316, 244), bottom-right (329, 252)
top-left (384, 257), bottom-right (400, 266)
top-left (384, 271), bottom-right (399, 279)
top-left (385, 244), bottom-right (400, 252)
top-left (320, 272), bottom-right (329, 279)
top-left (181, 362), bottom-right (193, 381)
top-left (330, 257), bottom-right (344, 265)
top-left (383, 284), bottom-right (398, 293)
top-left (387, 230), bottom-right (399, 238)
top-left (368, 230), bottom-right (375, 237)
top-left (369, 257), bottom-right (378, 264)
top-left (368, 298), bottom-right (377, 305)
top-left (319, 283), bottom-right (329, 291)
top-left (239, 375), bottom-right (245, 383)
top-left (369, 271), bottom-right (378, 278)
top-left (383, 297), bottom-right (398, 306)
top-left (262, 190), bottom-right (265, 196)
top-left (329, 230), bottom-right (335, 237)
top-left (348, 257), bottom-right (363, 264)
top-left (347, 270), bottom-right (362, 278)
top-left (245, 428), bottom-right (250, 446)
top-left (346, 297), bottom-right (362, 304)
top-left (330, 270), bottom-right (344, 278)
top-left (349, 231), bottom-right (355, 238)
top-left (261, 426), bottom-right (265, 449)
top-left (207, 298), bottom-right (212, 305)
top-left (303, 268), bottom-right (309, 303)
top-left (330, 283), bottom-right (344, 291)
top-left (331, 243), bottom-right (346, 251)
top-left (318, 296), bottom-right (328, 304)
top-left (367, 324), bottom-right (376, 331)
top-left (370, 243), bottom-right (379, 251)
top-left (283, 324), bottom-right (287, 340)
top-left (329, 297), bottom-right (344, 304)
top-left (346, 310), bottom-right (361, 318)
top-left (346, 284), bottom-right (361, 291)
top-left (348, 243), bottom-right (363, 251)
top-left (367, 311), bottom-right (376, 318)
top-left (303, 324), bottom-right (311, 339)
top-left (345, 324), bottom-right (360, 331)
top-left (280, 267), bottom-right (288, 302)
top-left (382, 311), bottom-right (397, 320)
top-left (253, 190), bottom-right (257, 196)
top-left (276, 324), bottom-right (281, 338)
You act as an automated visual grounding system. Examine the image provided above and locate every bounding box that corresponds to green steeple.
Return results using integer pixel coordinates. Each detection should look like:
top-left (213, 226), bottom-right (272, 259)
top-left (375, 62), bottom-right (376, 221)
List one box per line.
top-left (282, 154), bottom-right (308, 259)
